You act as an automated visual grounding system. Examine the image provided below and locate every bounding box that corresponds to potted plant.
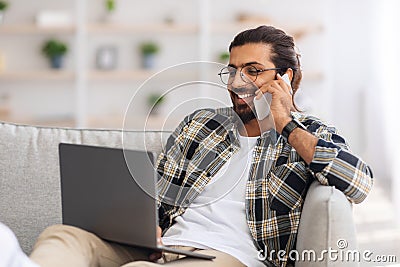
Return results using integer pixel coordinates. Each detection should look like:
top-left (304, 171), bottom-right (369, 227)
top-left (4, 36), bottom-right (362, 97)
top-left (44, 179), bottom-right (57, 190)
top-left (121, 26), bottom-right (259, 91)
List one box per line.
top-left (218, 51), bottom-right (230, 64)
top-left (147, 93), bottom-right (165, 115)
top-left (0, 1), bottom-right (9, 24)
top-left (103, 0), bottom-right (116, 22)
top-left (105, 0), bottom-right (115, 12)
top-left (139, 42), bottom-right (160, 69)
top-left (42, 39), bottom-right (68, 69)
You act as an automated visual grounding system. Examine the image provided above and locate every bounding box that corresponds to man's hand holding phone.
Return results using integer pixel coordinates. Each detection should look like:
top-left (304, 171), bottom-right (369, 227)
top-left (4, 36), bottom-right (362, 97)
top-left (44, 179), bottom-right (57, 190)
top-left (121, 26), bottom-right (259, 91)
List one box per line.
top-left (254, 71), bottom-right (294, 132)
top-left (149, 226), bottom-right (163, 262)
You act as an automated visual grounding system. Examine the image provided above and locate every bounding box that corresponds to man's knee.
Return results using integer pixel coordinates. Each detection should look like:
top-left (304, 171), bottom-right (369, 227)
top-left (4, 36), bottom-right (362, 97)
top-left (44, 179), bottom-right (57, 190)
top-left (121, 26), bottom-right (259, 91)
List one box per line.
top-left (39, 224), bottom-right (84, 237)
top-left (35, 224), bottom-right (96, 246)
top-left (30, 224), bottom-right (98, 266)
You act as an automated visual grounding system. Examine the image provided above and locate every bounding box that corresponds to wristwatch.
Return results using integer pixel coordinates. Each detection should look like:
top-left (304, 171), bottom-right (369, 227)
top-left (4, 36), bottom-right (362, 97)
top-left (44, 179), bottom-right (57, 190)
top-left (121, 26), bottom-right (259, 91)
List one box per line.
top-left (281, 118), bottom-right (306, 140)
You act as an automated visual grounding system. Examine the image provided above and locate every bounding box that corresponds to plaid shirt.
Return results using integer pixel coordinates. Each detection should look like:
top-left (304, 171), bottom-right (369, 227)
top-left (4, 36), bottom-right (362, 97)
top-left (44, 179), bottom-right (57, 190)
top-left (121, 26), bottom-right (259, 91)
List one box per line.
top-left (156, 107), bottom-right (373, 267)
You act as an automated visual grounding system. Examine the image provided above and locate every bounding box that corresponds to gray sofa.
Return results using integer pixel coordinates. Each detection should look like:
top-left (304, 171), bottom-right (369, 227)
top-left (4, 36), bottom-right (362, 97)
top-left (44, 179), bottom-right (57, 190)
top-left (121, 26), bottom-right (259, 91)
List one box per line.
top-left (0, 121), bottom-right (358, 266)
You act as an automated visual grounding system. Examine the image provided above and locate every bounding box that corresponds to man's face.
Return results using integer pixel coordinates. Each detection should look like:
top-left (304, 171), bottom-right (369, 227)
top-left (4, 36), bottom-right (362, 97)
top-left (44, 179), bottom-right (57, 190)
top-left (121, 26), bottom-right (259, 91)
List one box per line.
top-left (228, 43), bottom-right (277, 124)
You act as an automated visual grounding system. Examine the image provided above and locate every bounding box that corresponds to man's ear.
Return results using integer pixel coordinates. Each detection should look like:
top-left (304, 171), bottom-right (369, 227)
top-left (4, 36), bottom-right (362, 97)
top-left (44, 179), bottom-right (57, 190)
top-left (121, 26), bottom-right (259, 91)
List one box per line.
top-left (286, 68), bottom-right (294, 82)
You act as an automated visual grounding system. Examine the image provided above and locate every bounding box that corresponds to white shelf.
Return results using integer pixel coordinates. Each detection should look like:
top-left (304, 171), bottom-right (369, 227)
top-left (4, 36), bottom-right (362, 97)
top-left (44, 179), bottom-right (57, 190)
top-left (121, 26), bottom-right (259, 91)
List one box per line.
top-left (0, 70), bottom-right (75, 81)
top-left (0, 24), bottom-right (76, 35)
top-left (88, 70), bottom-right (155, 81)
top-left (211, 22), bottom-right (323, 39)
top-left (87, 115), bottom-right (124, 129)
top-left (0, 116), bottom-right (76, 127)
top-left (87, 114), bottom-right (180, 130)
top-left (88, 69), bottom-right (200, 81)
top-left (87, 23), bottom-right (198, 34)
top-left (302, 71), bottom-right (324, 81)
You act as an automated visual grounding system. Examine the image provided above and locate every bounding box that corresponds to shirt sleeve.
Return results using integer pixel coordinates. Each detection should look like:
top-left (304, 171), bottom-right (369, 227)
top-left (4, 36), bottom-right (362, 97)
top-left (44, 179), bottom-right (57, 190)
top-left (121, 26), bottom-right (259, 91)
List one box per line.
top-left (155, 111), bottom-right (194, 232)
top-left (308, 122), bottom-right (373, 204)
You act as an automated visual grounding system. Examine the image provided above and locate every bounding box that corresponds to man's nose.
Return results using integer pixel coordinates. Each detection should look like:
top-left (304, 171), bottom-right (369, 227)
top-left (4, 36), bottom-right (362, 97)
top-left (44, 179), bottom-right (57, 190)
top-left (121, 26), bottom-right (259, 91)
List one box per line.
top-left (231, 70), bottom-right (247, 88)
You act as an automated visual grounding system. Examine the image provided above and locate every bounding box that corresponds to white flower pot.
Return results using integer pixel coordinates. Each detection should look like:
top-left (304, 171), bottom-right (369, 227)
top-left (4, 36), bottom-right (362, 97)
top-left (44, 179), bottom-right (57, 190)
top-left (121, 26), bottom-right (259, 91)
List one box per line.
top-left (0, 12), bottom-right (4, 24)
top-left (142, 54), bottom-right (156, 69)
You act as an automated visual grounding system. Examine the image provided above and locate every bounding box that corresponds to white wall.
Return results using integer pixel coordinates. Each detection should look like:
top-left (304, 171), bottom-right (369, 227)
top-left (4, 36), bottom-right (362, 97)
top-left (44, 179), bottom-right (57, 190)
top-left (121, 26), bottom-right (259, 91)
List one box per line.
top-left (368, 0), bottom-right (400, 222)
top-left (322, 0), bottom-right (400, 223)
top-left (323, 0), bottom-right (397, 184)
top-left (0, 0), bottom-right (327, 122)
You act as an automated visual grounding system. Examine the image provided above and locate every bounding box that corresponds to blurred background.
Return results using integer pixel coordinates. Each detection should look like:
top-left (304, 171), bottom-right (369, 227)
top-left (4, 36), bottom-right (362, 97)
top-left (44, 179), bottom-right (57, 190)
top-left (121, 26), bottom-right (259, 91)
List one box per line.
top-left (0, 0), bottom-right (399, 265)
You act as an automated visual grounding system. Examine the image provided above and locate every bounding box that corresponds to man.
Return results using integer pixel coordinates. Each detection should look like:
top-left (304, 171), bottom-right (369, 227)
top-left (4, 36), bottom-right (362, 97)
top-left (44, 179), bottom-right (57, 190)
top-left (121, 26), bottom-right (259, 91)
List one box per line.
top-left (29, 25), bottom-right (373, 267)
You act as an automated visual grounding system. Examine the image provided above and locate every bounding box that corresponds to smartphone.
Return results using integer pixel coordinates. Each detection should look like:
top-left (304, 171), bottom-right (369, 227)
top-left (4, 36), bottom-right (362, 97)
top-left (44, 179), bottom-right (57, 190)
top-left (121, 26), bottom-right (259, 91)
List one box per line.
top-left (253, 74), bottom-right (290, 120)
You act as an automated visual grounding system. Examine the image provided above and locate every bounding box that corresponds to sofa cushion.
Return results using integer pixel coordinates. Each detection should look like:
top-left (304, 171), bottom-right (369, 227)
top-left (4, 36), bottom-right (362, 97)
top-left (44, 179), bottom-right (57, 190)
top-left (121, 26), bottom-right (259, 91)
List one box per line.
top-left (296, 181), bottom-right (358, 267)
top-left (0, 121), bottom-right (170, 253)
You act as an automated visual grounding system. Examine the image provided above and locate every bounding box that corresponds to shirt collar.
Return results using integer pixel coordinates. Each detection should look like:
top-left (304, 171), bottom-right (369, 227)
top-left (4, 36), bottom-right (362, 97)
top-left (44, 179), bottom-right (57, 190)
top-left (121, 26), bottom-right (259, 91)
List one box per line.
top-left (217, 107), bottom-right (283, 147)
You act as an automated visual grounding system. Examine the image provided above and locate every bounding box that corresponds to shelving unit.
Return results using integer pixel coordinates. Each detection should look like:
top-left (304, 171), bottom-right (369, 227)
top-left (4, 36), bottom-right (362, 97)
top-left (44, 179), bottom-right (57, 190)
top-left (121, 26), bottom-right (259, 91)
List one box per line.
top-left (87, 23), bottom-right (198, 34)
top-left (88, 70), bottom-right (154, 81)
top-left (0, 24), bottom-right (76, 35)
top-left (0, 70), bottom-right (75, 81)
top-left (0, 0), bottom-right (325, 129)
top-left (88, 69), bottom-right (200, 81)
top-left (3, 116), bottom-right (76, 127)
top-left (211, 22), bottom-right (323, 39)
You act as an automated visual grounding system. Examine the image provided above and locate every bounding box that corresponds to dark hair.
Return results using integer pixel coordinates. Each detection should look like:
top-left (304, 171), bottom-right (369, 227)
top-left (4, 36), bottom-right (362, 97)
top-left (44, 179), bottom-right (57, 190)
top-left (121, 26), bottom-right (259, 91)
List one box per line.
top-left (229, 25), bottom-right (302, 111)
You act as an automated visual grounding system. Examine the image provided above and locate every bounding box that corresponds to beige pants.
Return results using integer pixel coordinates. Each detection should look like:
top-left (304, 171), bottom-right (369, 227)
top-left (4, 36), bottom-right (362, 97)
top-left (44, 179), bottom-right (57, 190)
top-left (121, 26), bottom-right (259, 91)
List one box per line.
top-left (29, 225), bottom-right (245, 267)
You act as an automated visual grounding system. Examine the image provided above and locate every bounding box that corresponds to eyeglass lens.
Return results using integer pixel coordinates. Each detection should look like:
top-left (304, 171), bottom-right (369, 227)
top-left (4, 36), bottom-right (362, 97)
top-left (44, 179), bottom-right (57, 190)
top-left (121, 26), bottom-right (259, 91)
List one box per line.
top-left (219, 65), bottom-right (259, 85)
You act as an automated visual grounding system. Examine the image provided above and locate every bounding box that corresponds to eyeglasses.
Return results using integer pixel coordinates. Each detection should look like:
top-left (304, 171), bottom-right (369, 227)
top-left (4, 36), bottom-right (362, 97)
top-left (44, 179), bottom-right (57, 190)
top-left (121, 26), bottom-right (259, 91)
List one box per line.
top-left (218, 65), bottom-right (284, 85)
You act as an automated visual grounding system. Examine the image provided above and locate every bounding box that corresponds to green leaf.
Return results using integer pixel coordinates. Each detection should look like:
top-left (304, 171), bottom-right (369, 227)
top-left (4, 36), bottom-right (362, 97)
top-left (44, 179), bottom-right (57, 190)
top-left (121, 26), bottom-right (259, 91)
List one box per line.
top-left (140, 42), bottom-right (160, 55)
top-left (42, 39), bottom-right (68, 58)
top-left (0, 1), bottom-right (9, 11)
top-left (147, 93), bottom-right (165, 106)
top-left (105, 0), bottom-right (115, 12)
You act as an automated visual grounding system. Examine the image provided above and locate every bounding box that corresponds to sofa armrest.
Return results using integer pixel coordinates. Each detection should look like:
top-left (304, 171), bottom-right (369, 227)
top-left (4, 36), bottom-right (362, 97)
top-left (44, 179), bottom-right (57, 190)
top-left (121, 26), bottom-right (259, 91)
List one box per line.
top-left (296, 181), bottom-right (359, 267)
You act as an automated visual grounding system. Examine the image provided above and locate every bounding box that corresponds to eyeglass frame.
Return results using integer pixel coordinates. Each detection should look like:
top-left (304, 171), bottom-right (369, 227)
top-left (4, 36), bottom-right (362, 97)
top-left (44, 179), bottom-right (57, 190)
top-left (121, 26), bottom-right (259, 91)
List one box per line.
top-left (218, 65), bottom-right (285, 85)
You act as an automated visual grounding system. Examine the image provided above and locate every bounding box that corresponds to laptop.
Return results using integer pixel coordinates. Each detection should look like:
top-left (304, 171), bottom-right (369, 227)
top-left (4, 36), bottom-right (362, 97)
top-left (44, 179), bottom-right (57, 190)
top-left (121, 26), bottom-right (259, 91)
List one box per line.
top-left (59, 143), bottom-right (215, 260)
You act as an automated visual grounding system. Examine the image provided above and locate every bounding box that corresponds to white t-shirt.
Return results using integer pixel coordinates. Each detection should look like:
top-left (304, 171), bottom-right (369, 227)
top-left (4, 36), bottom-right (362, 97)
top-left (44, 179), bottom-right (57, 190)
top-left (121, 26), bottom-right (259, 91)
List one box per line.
top-left (0, 223), bottom-right (40, 267)
top-left (162, 135), bottom-right (265, 267)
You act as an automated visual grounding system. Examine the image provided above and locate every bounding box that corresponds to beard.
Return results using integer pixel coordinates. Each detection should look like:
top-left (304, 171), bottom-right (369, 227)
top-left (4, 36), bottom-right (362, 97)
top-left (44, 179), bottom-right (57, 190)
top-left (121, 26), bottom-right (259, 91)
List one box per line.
top-left (234, 104), bottom-right (256, 124)
top-left (228, 85), bottom-right (258, 124)
top-left (231, 95), bottom-right (257, 124)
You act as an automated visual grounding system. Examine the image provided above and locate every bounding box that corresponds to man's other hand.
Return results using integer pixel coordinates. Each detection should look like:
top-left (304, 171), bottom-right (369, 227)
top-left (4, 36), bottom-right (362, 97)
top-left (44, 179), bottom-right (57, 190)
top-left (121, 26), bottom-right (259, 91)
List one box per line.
top-left (149, 226), bottom-right (163, 262)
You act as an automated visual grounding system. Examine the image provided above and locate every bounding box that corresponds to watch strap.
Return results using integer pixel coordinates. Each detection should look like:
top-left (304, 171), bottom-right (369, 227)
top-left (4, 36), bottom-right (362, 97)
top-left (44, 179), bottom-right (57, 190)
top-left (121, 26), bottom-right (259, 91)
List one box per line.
top-left (281, 119), bottom-right (302, 140)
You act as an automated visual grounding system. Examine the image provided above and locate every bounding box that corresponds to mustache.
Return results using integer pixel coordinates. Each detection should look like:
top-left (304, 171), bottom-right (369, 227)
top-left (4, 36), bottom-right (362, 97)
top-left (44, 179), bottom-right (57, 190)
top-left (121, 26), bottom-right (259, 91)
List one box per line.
top-left (229, 86), bottom-right (258, 95)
